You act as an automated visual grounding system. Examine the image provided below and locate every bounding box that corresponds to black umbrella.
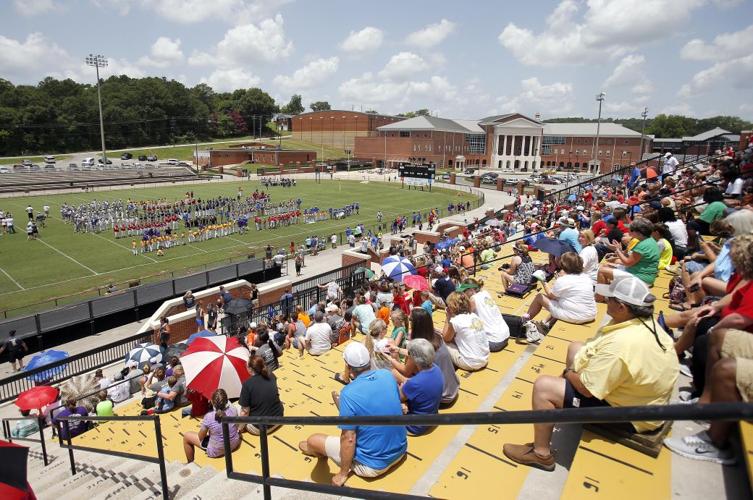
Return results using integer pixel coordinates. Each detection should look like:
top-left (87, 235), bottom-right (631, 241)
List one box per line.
top-left (224, 298), bottom-right (252, 316)
top-left (533, 237), bottom-right (576, 257)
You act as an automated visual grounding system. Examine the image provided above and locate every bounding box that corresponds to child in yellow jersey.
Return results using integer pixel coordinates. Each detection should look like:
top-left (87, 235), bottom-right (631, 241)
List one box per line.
top-left (131, 240), bottom-right (137, 255)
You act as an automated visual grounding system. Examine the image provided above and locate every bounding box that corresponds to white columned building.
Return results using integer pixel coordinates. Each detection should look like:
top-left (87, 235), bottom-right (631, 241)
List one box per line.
top-left (479, 114), bottom-right (543, 173)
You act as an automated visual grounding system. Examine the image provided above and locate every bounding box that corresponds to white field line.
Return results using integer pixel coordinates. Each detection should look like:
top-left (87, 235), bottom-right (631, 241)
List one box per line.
top-left (0, 267), bottom-right (25, 290)
top-left (37, 238), bottom-right (99, 275)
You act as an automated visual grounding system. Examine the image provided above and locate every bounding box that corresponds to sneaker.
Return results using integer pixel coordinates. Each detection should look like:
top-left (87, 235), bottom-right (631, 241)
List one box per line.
top-left (532, 320), bottom-right (550, 336)
top-left (502, 443), bottom-right (555, 471)
top-left (523, 321), bottom-right (543, 344)
top-left (679, 364), bottom-right (693, 378)
top-left (664, 431), bottom-right (736, 465)
top-left (678, 390), bottom-right (695, 402)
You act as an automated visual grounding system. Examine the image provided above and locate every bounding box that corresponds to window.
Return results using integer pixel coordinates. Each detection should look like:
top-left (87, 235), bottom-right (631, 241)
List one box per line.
top-left (514, 136), bottom-right (523, 155)
top-left (399, 131), bottom-right (410, 137)
top-left (506, 135), bottom-right (513, 156)
top-left (541, 144), bottom-right (552, 155)
top-left (465, 134), bottom-right (485, 154)
top-left (543, 136), bottom-right (566, 145)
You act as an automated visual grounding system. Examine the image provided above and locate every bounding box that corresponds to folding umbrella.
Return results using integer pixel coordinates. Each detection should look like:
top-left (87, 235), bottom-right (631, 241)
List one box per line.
top-left (187, 329), bottom-right (217, 345)
top-left (23, 350), bottom-right (68, 382)
top-left (403, 274), bottom-right (430, 292)
top-left (125, 343), bottom-right (162, 368)
top-left (484, 219), bottom-right (501, 227)
top-left (15, 386), bottom-right (58, 411)
top-left (180, 336), bottom-right (250, 400)
top-left (533, 238), bottom-right (576, 257)
top-left (224, 298), bottom-right (252, 316)
top-left (381, 256), bottom-right (417, 282)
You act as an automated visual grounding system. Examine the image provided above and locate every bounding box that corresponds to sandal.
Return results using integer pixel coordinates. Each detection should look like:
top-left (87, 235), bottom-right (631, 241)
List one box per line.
top-left (669, 303), bottom-right (698, 312)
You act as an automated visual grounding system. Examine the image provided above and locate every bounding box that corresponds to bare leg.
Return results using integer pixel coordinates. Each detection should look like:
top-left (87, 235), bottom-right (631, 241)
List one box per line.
top-left (674, 318), bottom-right (698, 357)
top-left (183, 431), bottom-right (201, 463)
top-left (299, 433), bottom-right (329, 457)
top-left (532, 375), bottom-right (566, 456)
top-left (707, 358), bottom-right (739, 446)
top-left (525, 294), bottom-right (550, 320)
top-left (699, 329), bottom-right (727, 404)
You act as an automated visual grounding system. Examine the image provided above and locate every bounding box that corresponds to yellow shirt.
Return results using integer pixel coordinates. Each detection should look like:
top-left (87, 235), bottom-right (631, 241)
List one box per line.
top-left (657, 238), bottom-right (673, 270)
top-left (573, 317), bottom-right (678, 432)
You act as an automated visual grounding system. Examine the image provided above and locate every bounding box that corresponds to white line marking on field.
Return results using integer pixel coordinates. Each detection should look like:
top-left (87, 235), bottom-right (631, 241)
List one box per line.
top-left (37, 238), bottom-right (99, 275)
top-left (0, 267), bottom-right (25, 290)
top-left (90, 232), bottom-right (158, 263)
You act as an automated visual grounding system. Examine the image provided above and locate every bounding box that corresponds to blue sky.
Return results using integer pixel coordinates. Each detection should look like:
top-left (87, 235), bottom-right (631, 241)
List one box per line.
top-left (1, 0), bottom-right (751, 120)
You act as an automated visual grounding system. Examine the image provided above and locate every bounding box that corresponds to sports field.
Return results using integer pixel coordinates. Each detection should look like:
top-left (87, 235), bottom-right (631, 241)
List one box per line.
top-left (0, 179), bottom-right (477, 317)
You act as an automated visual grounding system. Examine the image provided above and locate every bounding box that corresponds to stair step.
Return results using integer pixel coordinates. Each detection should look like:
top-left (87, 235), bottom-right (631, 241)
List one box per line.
top-left (94, 459), bottom-right (160, 500)
top-left (179, 470), bottom-right (255, 500)
top-left (172, 466), bottom-right (219, 499)
top-left (33, 454), bottom-right (124, 496)
top-left (127, 462), bottom-right (184, 500)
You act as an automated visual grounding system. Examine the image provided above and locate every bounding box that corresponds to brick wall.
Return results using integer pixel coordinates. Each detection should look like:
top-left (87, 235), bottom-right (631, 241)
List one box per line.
top-left (341, 250), bottom-right (371, 268)
top-left (413, 230), bottom-right (440, 244)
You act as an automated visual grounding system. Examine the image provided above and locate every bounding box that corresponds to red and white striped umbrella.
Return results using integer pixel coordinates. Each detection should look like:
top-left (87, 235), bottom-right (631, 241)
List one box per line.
top-left (180, 335), bottom-right (250, 400)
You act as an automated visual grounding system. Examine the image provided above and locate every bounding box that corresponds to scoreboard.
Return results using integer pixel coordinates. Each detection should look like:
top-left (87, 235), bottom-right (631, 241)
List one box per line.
top-left (398, 164), bottom-right (436, 186)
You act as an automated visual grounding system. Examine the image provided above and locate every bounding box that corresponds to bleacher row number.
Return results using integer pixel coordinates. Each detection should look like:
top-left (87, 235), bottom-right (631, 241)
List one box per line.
top-left (455, 466), bottom-right (471, 479)
top-left (512, 390), bottom-right (524, 400)
top-left (583, 476), bottom-right (600, 493)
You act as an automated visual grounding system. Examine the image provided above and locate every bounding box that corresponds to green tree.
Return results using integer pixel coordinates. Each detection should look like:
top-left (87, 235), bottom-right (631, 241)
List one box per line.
top-left (310, 101), bottom-right (331, 112)
top-left (281, 94), bottom-right (304, 114)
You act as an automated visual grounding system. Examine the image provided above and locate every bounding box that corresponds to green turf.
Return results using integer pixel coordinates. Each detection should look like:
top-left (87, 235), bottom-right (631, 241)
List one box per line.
top-left (0, 179), bottom-right (477, 317)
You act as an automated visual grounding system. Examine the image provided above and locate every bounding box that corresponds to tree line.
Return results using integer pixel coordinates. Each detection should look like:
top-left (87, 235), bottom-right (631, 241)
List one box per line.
top-left (544, 114), bottom-right (752, 139)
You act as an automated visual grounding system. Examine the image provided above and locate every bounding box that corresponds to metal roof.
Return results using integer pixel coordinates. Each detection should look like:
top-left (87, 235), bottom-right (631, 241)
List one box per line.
top-left (378, 116), bottom-right (484, 134)
top-left (542, 122), bottom-right (642, 137)
top-left (682, 127), bottom-right (731, 142)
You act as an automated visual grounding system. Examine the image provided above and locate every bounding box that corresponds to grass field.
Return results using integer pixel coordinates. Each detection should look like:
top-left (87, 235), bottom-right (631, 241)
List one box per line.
top-left (0, 179), bottom-right (476, 317)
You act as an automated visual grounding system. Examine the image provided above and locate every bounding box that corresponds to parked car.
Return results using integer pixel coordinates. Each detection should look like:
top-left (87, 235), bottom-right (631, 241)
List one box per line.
top-left (22, 159), bottom-right (32, 166)
top-left (120, 152), bottom-right (133, 160)
top-left (464, 168), bottom-right (476, 174)
top-left (146, 155), bottom-right (158, 162)
top-left (165, 158), bottom-right (179, 166)
top-left (138, 155), bottom-right (147, 162)
top-left (0, 167), bottom-right (10, 174)
top-left (44, 164), bottom-right (56, 171)
top-left (441, 173), bottom-right (450, 180)
top-left (68, 163), bottom-right (78, 170)
top-left (177, 161), bottom-right (191, 167)
top-left (97, 158), bottom-right (113, 165)
top-left (44, 155), bottom-right (55, 163)
top-left (30, 164), bottom-right (41, 172)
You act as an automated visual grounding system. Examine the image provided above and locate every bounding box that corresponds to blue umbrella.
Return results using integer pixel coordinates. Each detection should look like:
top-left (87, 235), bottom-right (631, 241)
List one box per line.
top-left (381, 256), bottom-right (417, 281)
top-left (125, 342), bottom-right (162, 368)
top-left (187, 329), bottom-right (217, 345)
top-left (23, 349), bottom-right (69, 382)
top-left (435, 237), bottom-right (459, 251)
top-left (533, 237), bottom-right (576, 257)
top-left (567, 193), bottom-right (577, 202)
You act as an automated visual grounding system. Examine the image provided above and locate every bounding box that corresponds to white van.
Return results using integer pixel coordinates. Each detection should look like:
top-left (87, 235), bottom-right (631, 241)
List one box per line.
top-left (44, 155), bottom-right (55, 163)
top-left (82, 157), bottom-right (95, 167)
top-left (166, 159), bottom-right (179, 166)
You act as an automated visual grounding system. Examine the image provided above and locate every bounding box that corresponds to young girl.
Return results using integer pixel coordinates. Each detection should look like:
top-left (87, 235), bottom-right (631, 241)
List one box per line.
top-left (182, 388), bottom-right (240, 463)
top-left (390, 309), bottom-right (408, 349)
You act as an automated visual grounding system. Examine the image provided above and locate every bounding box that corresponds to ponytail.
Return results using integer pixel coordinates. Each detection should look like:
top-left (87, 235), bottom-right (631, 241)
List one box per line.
top-left (249, 356), bottom-right (270, 379)
top-left (211, 388), bottom-right (229, 422)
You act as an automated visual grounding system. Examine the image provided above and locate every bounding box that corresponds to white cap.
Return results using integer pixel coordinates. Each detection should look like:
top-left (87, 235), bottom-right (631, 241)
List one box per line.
top-left (664, 152), bottom-right (672, 158)
top-left (343, 342), bottom-right (370, 369)
top-left (434, 265), bottom-right (444, 274)
top-left (250, 322), bottom-right (257, 328)
top-left (566, 217), bottom-right (576, 226)
top-left (325, 303), bottom-right (339, 313)
top-left (595, 276), bottom-right (654, 307)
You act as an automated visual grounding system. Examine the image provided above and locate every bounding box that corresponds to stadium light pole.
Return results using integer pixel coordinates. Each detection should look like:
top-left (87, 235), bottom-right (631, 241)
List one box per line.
top-left (639, 107), bottom-right (649, 161)
top-left (592, 91), bottom-right (606, 174)
top-left (86, 54), bottom-right (108, 165)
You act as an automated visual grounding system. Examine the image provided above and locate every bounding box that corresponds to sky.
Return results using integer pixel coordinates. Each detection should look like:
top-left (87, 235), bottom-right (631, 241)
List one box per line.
top-left (1, 0), bottom-right (752, 121)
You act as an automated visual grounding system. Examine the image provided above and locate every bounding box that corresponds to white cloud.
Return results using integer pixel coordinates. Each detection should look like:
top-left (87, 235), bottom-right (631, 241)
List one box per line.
top-left (603, 54), bottom-right (654, 95)
top-left (138, 37), bottom-right (184, 67)
top-left (187, 50), bottom-right (214, 66)
top-left (679, 53), bottom-right (753, 97)
top-left (499, 0), bottom-right (706, 66)
top-left (378, 52), bottom-right (429, 81)
top-left (92, 0), bottom-right (292, 24)
top-left (0, 33), bottom-right (72, 81)
top-left (405, 19), bottom-right (456, 48)
top-left (273, 56), bottom-right (339, 91)
top-left (14, 0), bottom-right (59, 15)
top-left (338, 73), bottom-right (456, 112)
top-left (340, 27), bottom-right (383, 53)
top-left (681, 24), bottom-right (753, 61)
top-left (497, 77), bottom-right (574, 114)
top-left (200, 68), bottom-right (261, 91)
top-left (711, 0), bottom-right (744, 7)
top-left (660, 102), bottom-right (694, 115)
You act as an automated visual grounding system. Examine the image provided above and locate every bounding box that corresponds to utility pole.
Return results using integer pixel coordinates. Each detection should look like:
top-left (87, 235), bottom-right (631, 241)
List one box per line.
top-left (86, 54), bottom-right (108, 165)
top-left (592, 92), bottom-right (606, 174)
top-left (639, 107), bottom-right (648, 161)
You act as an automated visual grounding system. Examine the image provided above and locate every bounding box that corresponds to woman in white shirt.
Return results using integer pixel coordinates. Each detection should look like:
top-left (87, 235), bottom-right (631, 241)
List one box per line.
top-left (459, 278), bottom-right (510, 352)
top-left (658, 207), bottom-right (688, 258)
top-left (441, 292), bottom-right (489, 371)
top-left (578, 230), bottom-right (599, 284)
top-left (521, 252), bottom-right (597, 335)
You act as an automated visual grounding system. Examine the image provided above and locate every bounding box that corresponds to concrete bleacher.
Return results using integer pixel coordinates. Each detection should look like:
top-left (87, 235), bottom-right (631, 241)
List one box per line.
top-left (13, 244), bottom-right (752, 499)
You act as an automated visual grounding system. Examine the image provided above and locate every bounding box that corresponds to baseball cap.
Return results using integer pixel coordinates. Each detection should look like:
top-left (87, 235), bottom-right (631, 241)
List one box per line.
top-left (343, 342), bottom-right (370, 369)
top-left (566, 217), bottom-right (576, 227)
top-left (456, 283), bottom-right (479, 293)
top-left (250, 322), bottom-right (257, 329)
top-left (595, 276), bottom-right (654, 307)
top-left (664, 152), bottom-right (672, 158)
top-left (604, 215), bottom-right (617, 224)
top-left (434, 265), bottom-right (444, 274)
top-left (325, 303), bottom-right (339, 313)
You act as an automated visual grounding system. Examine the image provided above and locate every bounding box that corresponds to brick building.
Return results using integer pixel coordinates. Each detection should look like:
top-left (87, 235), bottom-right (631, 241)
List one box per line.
top-left (651, 127), bottom-right (740, 156)
top-left (291, 110), bottom-right (400, 150)
top-left (198, 147), bottom-right (316, 168)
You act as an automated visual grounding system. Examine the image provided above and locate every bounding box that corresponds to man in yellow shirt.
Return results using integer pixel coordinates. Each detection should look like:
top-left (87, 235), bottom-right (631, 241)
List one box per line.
top-left (503, 276), bottom-right (678, 471)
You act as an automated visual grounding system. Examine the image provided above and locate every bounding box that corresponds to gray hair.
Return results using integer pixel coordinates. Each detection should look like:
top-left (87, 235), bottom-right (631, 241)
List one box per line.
top-left (725, 209), bottom-right (753, 236)
top-left (407, 338), bottom-right (436, 370)
top-left (628, 218), bottom-right (654, 238)
top-left (314, 311), bottom-right (325, 323)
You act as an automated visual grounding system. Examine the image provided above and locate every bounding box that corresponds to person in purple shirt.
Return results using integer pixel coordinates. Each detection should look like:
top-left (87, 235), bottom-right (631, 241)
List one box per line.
top-left (182, 388), bottom-right (240, 463)
top-left (399, 339), bottom-right (444, 435)
top-left (53, 397), bottom-right (90, 439)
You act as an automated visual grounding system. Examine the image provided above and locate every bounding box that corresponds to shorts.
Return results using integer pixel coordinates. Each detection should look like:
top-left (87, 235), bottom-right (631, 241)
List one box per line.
top-left (244, 423), bottom-right (281, 435)
top-left (720, 329), bottom-right (753, 402)
top-left (563, 379), bottom-right (610, 409)
top-left (445, 342), bottom-right (486, 371)
top-left (324, 435), bottom-right (403, 478)
top-left (9, 350), bottom-right (23, 362)
top-left (548, 300), bottom-right (595, 325)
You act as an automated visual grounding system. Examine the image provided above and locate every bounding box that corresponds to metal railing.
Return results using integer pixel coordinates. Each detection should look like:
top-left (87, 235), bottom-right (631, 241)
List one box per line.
top-left (218, 402), bottom-right (753, 500)
top-left (0, 330), bottom-right (152, 404)
top-left (2, 416), bottom-right (50, 466)
top-left (56, 414), bottom-right (169, 500)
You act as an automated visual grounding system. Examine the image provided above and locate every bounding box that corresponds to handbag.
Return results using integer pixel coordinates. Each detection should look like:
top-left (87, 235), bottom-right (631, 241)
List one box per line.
top-left (506, 283), bottom-right (534, 297)
top-left (503, 314), bottom-right (524, 338)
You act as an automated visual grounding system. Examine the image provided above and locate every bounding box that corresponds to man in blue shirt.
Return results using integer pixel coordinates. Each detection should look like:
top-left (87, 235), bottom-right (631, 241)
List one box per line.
top-left (558, 217), bottom-right (582, 253)
top-left (299, 342), bottom-right (407, 486)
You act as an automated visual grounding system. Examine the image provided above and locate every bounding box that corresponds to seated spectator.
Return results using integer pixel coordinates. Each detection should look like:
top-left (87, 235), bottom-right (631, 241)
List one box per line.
top-left (558, 217), bottom-right (582, 252)
top-left (441, 292), bottom-right (489, 371)
top-left (239, 357), bottom-right (284, 435)
top-left (299, 342), bottom-right (407, 486)
top-left (364, 319), bottom-right (393, 371)
top-left (54, 397), bottom-right (90, 439)
top-left (165, 357), bottom-right (180, 377)
top-left (432, 266), bottom-right (456, 303)
top-left (598, 218), bottom-right (660, 286)
top-left (183, 388), bottom-right (240, 463)
top-left (95, 391), bottom-right (115, 417)
top-left (305, 311), bottom-right (333, 355)
top-left (149, 376), bottom-right (178, 414)
top-left (459, 278), bottom-right (510, 352)
top-left (182, 387), bottom-right (211, 418)
top-left (399, 339), bottom-right (444, 435)
top-left (390, 308), bottom-right (460, 407)
top-left (326, 303), bottom-right (346, 343)
top-left (126, 362), bottom-right (142, 395)
top-left (578, 230), bottom-right (599, 283)
top-left (665, 326), bottom-right (753, 464)
top-left (251, 325), bottom-right (282, 371)
top-left (691, 187), bottom-right (728, 235)
top-left (351, 295), bottom-right (376, 335)
top-left (521, 252), bottom-right (597, 338)
top-left (652, 223), bottom-right (674, 270)
top-left (94, 369), bottom-right (110, 390)
top-left (286, 314), bottom-right (308, 357)
top-left (107, 372), bottom-right (131, 403)
top-left (389, 309), bottom-right (408, 348)
top-left (296, 305), bottom-right (312, 328)
top-left (11, 409), bottom-right (39, 438)
top-left (658, 207), bottom-right (688, 259)
top-left (498, 241), bottom-right (536, 293)
top-left (504, 276), bottom-right (678, 471)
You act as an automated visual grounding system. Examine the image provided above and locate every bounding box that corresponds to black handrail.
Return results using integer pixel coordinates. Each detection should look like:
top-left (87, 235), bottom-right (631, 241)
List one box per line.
top-left (217, 402), bottom-right (753, 500)
top-left (2, 416), bottom-right (49, 466)
top-left (55, 414), bottom-right (169, 500)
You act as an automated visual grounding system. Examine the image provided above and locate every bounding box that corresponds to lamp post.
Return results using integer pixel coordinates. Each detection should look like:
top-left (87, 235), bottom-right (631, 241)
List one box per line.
top-left (85, 54), bottom-right (108, 165)
top-left (592, 92), bottom-right (606, 174)
top-left (639, 107), bottom-right (648, 161)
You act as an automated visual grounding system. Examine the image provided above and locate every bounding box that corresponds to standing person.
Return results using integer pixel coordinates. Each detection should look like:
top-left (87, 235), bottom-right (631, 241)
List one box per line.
top-left (0, 330), bottom-right (28, 372)
top-left (239, 357), bottom-right (284, 435)
top-left (662, 152), bottom-right (679, 181)
top-left (295, 254), bottom-right (303, 276)
top-left (26, 204), bottom-right (33, 221)
top-left (207, 303), bottom-right (218, 331)
top-left (182, 389), bottom-right (241, 463)
top-left (298, 342), bottom-right (407, 486)
top-left (195, 303), bottom-right (205, 333)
